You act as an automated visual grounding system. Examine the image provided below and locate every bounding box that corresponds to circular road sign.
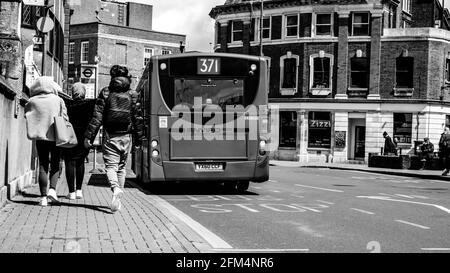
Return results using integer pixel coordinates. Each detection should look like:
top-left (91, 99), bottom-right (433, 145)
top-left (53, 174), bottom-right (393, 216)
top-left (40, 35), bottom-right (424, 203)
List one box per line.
top-left (36, 16), bottom-right (54, 33)
top-left (82, 68), bottom-right (93, 78)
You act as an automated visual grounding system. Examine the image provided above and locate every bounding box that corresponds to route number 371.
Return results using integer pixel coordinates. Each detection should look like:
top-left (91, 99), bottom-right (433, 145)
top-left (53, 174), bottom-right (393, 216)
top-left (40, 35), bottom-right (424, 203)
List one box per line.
top-left (198, 58), bottom-right (220, 75)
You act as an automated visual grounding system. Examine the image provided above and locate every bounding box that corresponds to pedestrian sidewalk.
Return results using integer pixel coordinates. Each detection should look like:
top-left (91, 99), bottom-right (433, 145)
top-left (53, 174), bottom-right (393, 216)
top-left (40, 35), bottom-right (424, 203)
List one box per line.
top-left (270, 160), bottom-right (450, 181)
top-left (0, 160), bottom-right (213, 253)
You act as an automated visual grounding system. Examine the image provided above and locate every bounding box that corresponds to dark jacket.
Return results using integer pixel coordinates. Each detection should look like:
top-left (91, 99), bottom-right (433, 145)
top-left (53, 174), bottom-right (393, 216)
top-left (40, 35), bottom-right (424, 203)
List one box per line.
top-left (62, 98), bottom-right (96, 159)
top-left (439, 132), bottom-right (450, 154)
top-left (84, 76), bottom-right (143, 145)
top-left (384, 135), bottom-right (396, 155)
top-left (420, 142), bottom-right (434, 154)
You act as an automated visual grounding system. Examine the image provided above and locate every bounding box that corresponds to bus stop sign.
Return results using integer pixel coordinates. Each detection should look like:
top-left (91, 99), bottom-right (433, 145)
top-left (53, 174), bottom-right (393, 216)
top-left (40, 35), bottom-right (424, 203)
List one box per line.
top-left (82, 68), bottom-right (93, 78)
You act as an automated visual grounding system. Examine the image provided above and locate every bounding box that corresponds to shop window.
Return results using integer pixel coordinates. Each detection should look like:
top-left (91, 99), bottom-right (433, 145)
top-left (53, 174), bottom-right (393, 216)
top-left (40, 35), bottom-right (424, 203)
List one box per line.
top-left (315, 13), bottom-right (332, 36)
top-left (350, 57), bottom-right (369, 88)
top-left (232, 21), bottom-right (243, 42)
top-left (351, 12), bottom-right (370, 36)
top-left (285, 14), bottom-right (299, 37)
top-left (396, 56), bottom-right (413, 88)
top-left (308, 112), bottom-right (331, 148)
top-left (279, 111), bottom-right (297, 148)
top-left (393, 113), bottom-right (412, 144)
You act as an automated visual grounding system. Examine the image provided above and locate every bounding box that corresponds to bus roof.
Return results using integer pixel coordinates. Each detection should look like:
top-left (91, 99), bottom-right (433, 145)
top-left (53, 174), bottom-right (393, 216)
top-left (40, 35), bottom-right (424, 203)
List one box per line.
top-left (152, 52), bottom-right (269, 62)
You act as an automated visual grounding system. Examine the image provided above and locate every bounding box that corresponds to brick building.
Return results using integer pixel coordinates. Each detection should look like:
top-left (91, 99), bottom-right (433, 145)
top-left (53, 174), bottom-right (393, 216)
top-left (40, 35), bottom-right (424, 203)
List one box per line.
top-left (68, 0), bottom-right (186, 97)
top-left (0, 0), bottom-right (71, 208)
top-left (210, 0), bottom-right (450, 163)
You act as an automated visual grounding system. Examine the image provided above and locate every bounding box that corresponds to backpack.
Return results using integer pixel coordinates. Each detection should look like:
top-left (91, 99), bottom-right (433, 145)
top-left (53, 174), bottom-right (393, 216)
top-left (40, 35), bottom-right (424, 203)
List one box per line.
top-left (103, 89), bottom-right (136, 134)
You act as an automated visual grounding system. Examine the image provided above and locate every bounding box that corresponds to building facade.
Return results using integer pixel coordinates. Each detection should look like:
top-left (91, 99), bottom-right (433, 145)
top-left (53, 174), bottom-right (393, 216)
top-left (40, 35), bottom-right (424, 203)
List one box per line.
top-left (210, 0), bottom-right (450, 163)
top-left (0, 0), bottom-right (70, 208)
top-left (68, 0), bottom-right (186, 97)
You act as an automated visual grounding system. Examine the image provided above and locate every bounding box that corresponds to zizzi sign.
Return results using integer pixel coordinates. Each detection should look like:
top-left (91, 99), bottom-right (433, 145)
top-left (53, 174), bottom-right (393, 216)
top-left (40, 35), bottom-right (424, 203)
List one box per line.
top-left (309, 120), bottom-right (331, 128)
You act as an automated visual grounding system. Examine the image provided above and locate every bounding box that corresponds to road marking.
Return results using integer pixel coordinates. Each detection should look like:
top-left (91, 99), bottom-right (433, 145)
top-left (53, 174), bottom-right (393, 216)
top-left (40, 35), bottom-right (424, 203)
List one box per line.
top-left (410, 195), bottom-right (429, 199)
top-left (316, 200), bottom-right (334, 205)
top-left (395, 194), bottom-right (414, 199)
top-left (421, 248), bottom-right (450, 251)
top-left (350, 208), bottom-right (375, 215)
top-left (212, 248), bottom-right (309, 252)
top-left (395, 220), bottom-right (430, 230)
top-left (270, 190), bottom-right (281, 193)
top-left (252, 186), bottom-right (262, 189)
top-left (291, 194), bottom-right (304, 198)
top-left (357, 195), bottom-right (450, 214)
top-left (295, 184), bottom-right (344, 193)
top-left (268, 180), bottom-right (279, 183)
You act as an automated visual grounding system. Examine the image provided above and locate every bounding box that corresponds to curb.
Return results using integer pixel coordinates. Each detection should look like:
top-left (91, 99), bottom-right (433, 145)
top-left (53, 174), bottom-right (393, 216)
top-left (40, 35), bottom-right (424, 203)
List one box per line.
top-left (299, 165), bottom-right (450, 181)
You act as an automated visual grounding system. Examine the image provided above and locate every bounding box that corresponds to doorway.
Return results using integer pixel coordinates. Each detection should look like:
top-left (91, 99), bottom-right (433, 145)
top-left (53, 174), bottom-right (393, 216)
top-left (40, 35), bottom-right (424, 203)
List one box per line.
top-left (354, 126), bottom-right (366, 159)
top-left (348, 115), bottom-right (366, 161)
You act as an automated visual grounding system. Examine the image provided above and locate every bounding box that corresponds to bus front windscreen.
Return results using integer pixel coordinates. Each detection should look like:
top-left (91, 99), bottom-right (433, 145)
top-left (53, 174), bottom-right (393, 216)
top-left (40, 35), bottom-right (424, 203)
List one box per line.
top-left (174, 78), bottom-right (244, 109)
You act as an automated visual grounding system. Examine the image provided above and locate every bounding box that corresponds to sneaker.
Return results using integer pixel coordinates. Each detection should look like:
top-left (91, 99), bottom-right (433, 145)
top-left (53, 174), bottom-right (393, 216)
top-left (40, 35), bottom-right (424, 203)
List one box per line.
top-left (67, 192), bottom-right (76, 200)
top-left (110, 187), bottom-right (123, 213)
top-left (76, 190), bottom-right (83, 199)
top-left (39, 197), bottom-right (48, 206)
top-left (47, 188), bottom-right (59, 202)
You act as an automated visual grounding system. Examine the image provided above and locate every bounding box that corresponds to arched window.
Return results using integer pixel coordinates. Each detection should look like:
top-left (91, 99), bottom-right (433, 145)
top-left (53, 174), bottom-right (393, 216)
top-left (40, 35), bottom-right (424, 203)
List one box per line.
top-left (279, 52), bottom-right (299, 95)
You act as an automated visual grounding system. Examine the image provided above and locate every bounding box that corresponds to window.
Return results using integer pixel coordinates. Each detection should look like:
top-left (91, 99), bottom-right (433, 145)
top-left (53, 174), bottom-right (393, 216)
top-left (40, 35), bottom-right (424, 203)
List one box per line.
top-left (279, 111), bottom-right (297, 148)
top-left (402, 0), bottom-right (411, 13)
top-left (286, 14), bottom-right (299, 37)
top-left (308, 112), bottom-right (331, 149)
top-left (446, 115), bottom-right (450, 128)
top-left (115, 43), bottom-right (127, 65)
top-left (144, 47), bottom-right (154, 67)
top-left (312, 56), bottom-right (331, 88)
top-left (232, 21), bottom-right (243, 42)
top-left (445, 58), bottom-right (450, 83)
top-left (80, 41), bottom-right (89, 63)
top-left (388, 5), bottom-right (397, 28)
top-left (350, 57), bottom-right (369, 88)
top-left (69, 42), bottom-right (75, 64)
top-left (21, 5), bottom-right (44, 27)
top-left (162, 49), bottom-right (172, 55)
top-left (352, 13), bottom-right (370, 36)
top-left (260, 17), bottom-right (271, 40)
top-left (282, 58), bottom-right (297, 89)
top-left (393, 113), bottom-right (412, 144)
top-left (396, 56), bottom-right (414, 88)
top-left (315, 13), bottom-right (332, 36)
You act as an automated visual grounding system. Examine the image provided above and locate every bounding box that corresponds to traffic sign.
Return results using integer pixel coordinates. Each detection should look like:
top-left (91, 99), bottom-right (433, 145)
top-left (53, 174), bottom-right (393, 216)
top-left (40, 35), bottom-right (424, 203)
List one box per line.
top-left (36, 16), bottom-right (54, 33)
top-left (82, 68), bottom-right (93, 78)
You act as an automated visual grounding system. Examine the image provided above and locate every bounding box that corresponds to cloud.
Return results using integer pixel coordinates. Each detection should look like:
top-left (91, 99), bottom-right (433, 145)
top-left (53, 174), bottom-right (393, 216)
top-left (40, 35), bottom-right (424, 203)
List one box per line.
top-left (131, 0), bottom-right (224, 52)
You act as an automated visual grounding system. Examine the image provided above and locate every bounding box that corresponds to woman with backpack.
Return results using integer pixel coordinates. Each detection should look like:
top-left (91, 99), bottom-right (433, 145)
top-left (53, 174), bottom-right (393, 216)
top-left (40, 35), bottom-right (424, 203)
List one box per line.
top-left (25, 76), bottom-right (68, 206)
top-left (439, 126), bottom-right (450, 176)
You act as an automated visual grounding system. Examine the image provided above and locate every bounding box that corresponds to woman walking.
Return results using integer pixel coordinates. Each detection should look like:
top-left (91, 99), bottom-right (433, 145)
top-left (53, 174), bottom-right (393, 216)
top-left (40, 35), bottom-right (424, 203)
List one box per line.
top-left (63, 81), bottom-right (95, 199)
top-left (25, 76), bottom-right (68, 206)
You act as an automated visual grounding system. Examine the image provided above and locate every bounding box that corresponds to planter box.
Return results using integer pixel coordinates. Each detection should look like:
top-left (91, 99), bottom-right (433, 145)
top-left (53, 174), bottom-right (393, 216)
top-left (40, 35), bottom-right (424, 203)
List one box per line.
top-left (368, 154), bottom-right (411, 169)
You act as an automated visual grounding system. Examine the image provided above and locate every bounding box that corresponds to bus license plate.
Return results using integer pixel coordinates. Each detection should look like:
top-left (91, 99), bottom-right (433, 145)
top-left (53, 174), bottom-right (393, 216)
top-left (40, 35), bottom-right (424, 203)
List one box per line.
top-left (195, 163), bottom-right (223, 172)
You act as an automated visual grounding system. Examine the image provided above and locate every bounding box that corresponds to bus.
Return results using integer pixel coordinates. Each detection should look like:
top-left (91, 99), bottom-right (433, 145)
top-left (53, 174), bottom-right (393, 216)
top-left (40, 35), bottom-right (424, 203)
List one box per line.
top-left (132, 52), bottom-right (269, 191)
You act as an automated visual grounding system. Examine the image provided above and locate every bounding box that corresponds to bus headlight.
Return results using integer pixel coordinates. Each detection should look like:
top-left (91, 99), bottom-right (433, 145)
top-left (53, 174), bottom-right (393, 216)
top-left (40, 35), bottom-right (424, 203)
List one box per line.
top-left (259, 140), bottom-right (266, 150)
top-left (160, 63), bottom-right (167, 70)
top-left (151, 140), bottom-right (158, 148)
top-left (152, 150), bottom-right (159, 157)
top-left (250, 64), bottom-right (257, 71)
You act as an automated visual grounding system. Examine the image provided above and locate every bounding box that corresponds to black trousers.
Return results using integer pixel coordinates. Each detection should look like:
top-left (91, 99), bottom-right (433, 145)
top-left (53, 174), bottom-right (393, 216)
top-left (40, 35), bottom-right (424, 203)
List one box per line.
top-left (36, 140), bottom-right (61, 197)
top-left (64, 157), bottom-right (85, 193)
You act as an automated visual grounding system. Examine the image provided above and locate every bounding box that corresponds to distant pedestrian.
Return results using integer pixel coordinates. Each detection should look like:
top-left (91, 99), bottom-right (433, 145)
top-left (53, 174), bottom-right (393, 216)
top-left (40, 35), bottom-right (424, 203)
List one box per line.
top-left (84, 65), bottom-right (143, 213)
top-left (383, 131), bottom-right (396, 155)
top-left (419, 137), bottom-right (434, 170)
top-left (25, 76), bottom-right (67, 206)
top-left (439, 127), bottom-right (450, 175)
top-left (62, 81), bottom-right (96, 200)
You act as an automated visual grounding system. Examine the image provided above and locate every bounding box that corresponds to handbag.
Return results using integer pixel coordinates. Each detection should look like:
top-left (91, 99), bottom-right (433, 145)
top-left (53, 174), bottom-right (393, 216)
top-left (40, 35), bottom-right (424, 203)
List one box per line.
top-left (54, 100), bottom-right (78, 148)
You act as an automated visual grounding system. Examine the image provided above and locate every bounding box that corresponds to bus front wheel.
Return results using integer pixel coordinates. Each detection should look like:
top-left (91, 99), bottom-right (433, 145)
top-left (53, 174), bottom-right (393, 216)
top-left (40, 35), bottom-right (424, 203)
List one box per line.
top-left (236, 180), bottom-right (250, 192)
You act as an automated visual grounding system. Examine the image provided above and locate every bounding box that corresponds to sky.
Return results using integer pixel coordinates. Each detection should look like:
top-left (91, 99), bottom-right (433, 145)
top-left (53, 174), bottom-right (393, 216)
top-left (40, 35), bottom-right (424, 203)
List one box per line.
top-left (127, 0), bottom-right (225, 52)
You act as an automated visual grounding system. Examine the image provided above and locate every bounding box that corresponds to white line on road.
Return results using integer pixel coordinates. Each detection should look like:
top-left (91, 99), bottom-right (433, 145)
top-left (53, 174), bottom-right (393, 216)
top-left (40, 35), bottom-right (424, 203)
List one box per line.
top-left (316, 200), bottom-right (335, 205)
top-left (395, 220), bottom-right (430, 230)
top-left (291, 195), bottom-right (304, 198)
top-left (421, 248), bottom-right (450, 251)
top-left (268, 180), bottom-right (279, 183)
top-left (271, 190), bottom-right (281, 193)
top-left (212, 248), bottom-right (309, 252)
top-left (350, 208), bottom-right (375, 215)
top-left (357, 196), bottom-right (450, 214)
top-left (395, 194), bottom-right (414, 199)
top-left (410, 195), bottom-right (429, 199)
top-left (295, 184), bottom-right (344, 193)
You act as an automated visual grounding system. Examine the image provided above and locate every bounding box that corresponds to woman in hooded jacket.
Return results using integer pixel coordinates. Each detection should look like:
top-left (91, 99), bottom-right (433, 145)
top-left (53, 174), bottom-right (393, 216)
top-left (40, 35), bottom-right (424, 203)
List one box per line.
top-left (25, 76), bottom-right (68, 206)
top-left (62, 82), bottom-right (95, 200)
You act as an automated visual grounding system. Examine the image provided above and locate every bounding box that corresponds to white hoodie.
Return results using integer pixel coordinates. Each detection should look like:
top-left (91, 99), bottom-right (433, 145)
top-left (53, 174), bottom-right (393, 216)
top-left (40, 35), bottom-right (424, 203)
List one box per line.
top-left (25, 76), bottom-right (68, 141)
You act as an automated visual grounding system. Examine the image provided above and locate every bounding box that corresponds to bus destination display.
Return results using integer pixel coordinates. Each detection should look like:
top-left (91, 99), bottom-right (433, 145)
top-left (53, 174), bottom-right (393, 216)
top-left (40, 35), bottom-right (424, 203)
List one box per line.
top-left (197, 58), bottom-right (221, 75)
